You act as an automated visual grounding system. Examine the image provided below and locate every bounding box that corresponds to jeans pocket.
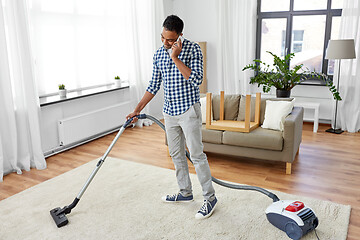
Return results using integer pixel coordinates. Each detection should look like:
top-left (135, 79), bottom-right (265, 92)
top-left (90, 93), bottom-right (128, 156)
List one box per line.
top-left (192, 103), bottom-right (201, 120)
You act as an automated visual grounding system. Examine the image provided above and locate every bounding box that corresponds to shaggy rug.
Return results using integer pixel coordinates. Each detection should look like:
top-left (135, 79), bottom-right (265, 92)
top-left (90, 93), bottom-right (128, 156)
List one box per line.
top-left (0, 158), bottom-right (350, 240)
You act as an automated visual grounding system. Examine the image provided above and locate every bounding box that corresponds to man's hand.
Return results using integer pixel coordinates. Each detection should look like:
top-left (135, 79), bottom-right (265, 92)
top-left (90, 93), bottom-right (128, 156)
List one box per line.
top-left (126, 111), bottom-right (140, 123)
top-left (170, 38), bottom-right (191, 80)
top-left (127, 91), bottom-right (155, 124)
top-left (171, 38), bottom-right (182, 59)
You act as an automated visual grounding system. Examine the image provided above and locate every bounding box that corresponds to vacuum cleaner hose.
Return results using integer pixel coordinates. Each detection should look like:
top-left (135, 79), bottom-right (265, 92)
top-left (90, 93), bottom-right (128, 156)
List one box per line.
top-left (138, 114), bottom-right (280, 203)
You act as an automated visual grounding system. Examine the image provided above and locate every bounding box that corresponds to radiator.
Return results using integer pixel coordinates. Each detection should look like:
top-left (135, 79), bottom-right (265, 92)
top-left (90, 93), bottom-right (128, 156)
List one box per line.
top-left (58, 102), bottom-right (131, 146)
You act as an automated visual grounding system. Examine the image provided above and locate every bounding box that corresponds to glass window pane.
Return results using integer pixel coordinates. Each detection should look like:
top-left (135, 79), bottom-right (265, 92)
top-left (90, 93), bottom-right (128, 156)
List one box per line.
top-left (328, 16), bottom-right (342, 75)
top-left (332, 0), bottom-right (344, 9)
top-left (293, 0), bottom-right (327, 11)
top-left (331, 16), bottom-right (341, 39)
top-left (260, 18), bottom-right (287, 66)
top-left (290, 15), bottom-right (326, 73)
top-left (261, 0), bottom-right (290, 12)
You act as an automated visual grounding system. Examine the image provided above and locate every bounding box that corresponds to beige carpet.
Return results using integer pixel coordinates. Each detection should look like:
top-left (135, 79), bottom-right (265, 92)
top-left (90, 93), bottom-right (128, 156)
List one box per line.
top-left (0, 158), bottom-right (350, 240)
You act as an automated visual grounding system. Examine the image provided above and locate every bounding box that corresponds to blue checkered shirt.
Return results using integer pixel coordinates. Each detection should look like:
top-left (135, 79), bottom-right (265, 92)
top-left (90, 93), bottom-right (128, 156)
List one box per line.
top-left (146, 39), bottom-right (203, 116)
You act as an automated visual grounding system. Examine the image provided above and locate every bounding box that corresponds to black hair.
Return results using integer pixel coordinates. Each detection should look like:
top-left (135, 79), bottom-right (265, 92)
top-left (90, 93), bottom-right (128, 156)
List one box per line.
top-left (162, 15), bottom-right (184, 34)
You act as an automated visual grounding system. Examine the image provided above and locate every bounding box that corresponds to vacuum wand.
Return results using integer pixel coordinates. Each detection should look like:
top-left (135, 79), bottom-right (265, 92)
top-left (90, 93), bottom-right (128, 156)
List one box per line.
top-left (50, 114), bottom-right (147, 228)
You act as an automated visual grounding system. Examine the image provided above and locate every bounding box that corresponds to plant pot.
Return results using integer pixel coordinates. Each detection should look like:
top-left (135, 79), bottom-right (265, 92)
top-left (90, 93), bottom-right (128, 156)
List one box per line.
top-left (59, 89), bottom-right (67, 98)
top-left (276, 89), bottom-right (291, 98)
top-left (114, 80), bottom-right (121, 87)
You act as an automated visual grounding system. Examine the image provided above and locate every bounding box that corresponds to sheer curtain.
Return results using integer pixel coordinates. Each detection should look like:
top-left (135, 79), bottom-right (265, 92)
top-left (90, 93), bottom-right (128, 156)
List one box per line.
top-left (127, 0), bottom-right (164, 126)
top-left (337, 0), bottom-right (360, 132)
top-left (0, 0), bottom-right (46, 182)
top-left (216, 0), bottom-right (257, 94)
top-left (29, 0), bottom-right (164, 122)
top-left (29, 0), bottom-right (134, 95)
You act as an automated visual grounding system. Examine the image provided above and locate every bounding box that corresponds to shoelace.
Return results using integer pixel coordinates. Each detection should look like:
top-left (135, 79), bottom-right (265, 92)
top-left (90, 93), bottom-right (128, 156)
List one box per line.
top-left (167, 193), bottom-right (179, 201)
top-left (198, 200), bottom-right (209, 213)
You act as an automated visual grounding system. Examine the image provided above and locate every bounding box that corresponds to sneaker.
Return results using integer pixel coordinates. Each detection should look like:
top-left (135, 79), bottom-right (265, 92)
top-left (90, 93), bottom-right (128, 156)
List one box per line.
top-left (195, 197), bottom-right (217, 219)
top-left (161, 193), bottom-right (194, 203)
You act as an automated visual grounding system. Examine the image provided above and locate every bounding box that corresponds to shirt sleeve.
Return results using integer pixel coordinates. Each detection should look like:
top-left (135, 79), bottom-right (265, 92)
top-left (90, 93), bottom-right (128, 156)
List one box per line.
top-left (146, 54), bottom-right (162, 95)
top-left (187, 43), bottom-right (204, 87)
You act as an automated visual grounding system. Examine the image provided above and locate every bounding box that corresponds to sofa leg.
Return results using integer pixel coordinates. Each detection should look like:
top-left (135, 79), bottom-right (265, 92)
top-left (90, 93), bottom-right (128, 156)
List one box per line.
top-left (296, 148), bottom-right (299, 155)
top-left (286, 163), bottom-right (292, 175)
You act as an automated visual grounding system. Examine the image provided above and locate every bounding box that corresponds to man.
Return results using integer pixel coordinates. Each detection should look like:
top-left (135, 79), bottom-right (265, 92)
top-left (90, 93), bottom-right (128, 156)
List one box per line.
top-left (126, 15), bottom-right (217, 219)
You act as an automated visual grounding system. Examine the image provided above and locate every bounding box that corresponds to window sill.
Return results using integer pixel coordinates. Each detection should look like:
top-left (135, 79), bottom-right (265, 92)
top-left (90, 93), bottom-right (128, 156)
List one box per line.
top-left (299, 80), bottom-right (326, 86)
top-left (40, 84), bottom-right (130, 107)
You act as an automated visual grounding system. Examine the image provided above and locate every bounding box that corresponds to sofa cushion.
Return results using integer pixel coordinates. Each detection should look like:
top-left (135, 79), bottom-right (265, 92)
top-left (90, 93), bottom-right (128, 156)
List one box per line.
top-left (237, 96), bottom-right (293, 124)
top-left (222, 127), bottom-right (283, 151)
top-left (260, 98), bottom-right (294, 124)
top-left (202, 125), bottom-right (223, 144)
top-left (212, 94), bottom-right (240, 121)
top-left (237, 95), bottom-right (257, 122)
top-left (262, 100), bottom-right (294, 131)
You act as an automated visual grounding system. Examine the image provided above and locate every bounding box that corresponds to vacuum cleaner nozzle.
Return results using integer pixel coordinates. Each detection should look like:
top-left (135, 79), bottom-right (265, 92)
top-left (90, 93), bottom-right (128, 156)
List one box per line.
top-left (50, 198), bottom-right (79, 228)
top-left (50, 207), bottom-right (69, 228)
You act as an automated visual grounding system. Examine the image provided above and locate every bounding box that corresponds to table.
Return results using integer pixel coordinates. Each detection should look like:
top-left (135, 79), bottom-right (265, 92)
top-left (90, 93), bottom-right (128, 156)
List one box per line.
top-left (294, 102), bottom-right (320, 133)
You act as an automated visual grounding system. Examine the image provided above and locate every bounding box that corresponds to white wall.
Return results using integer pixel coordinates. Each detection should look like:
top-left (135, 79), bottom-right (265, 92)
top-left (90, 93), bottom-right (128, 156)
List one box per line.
top-left (167, 0), bottom-right (333, 122)
top-left (164, 0), bottom-right (219, 93)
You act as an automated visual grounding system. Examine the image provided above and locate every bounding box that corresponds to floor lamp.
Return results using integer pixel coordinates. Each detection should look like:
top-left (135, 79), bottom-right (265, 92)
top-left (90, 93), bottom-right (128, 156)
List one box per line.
top-left (325, 39), bottom-right (356, 134)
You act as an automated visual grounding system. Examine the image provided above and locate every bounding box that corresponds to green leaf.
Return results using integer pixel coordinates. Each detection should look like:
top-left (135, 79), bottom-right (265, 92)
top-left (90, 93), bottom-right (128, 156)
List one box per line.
top-left (242, 52), bottom-right (342, 100)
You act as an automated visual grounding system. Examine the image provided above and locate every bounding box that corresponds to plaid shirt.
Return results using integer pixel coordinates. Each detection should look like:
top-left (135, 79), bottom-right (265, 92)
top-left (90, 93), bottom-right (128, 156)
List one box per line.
top-left (146, 39), bottom-right (203, 116)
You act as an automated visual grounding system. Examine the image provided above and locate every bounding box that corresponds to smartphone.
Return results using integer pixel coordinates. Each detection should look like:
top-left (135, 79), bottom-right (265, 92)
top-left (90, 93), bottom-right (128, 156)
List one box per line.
top-left (175, 36), bottom-right (184, 46)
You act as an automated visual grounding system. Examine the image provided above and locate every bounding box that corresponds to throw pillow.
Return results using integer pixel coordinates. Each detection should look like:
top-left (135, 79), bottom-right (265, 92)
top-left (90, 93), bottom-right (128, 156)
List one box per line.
top-left (260, 98), bottom-right (294, 124)
top-left (237, 95), bottom-right (256, 122)
top-left (261, 100), bottom-right (294, 131)
top-left (212, 94), bottom-right (240, 120)
top-left (200, 97), bottom-right (213, 124)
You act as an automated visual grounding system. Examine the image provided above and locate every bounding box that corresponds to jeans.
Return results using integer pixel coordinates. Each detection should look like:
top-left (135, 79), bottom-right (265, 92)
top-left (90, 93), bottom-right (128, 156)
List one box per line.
top-left (164, 102), bottom-right (215, 201)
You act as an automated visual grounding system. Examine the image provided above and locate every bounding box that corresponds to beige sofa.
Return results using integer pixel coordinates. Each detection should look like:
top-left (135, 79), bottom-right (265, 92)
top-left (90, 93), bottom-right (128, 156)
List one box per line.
top-left (201, 94), bottom-right (304, 174)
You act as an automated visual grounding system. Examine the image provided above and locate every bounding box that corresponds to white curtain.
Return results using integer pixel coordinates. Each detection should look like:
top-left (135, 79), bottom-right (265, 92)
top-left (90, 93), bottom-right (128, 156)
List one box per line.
top-left (337, 0), bottom-right (360, 132)
top-left (127, 0), bottom-right (164, 126)
top-left (29, 0), bottom-right (136, 95)
top-left (0, 0), bottom-right (46, 182)
top-left (29, 0), bottom-right (164, 122)
top-left (216, 0), bottom-right (257, 94)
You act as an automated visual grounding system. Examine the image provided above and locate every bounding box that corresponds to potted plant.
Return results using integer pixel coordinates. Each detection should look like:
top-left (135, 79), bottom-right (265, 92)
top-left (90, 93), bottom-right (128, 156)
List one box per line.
top-left (58, 84), bottom-right (66, 98)
top-left (114, 76), bottom-right (121, 87)
top-left (242, 51), bottom-right (341, 100)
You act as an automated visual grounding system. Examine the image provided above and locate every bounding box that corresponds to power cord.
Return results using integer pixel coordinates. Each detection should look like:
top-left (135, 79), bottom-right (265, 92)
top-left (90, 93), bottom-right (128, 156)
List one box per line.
top-left (314, 228), bottom-right (320, 240)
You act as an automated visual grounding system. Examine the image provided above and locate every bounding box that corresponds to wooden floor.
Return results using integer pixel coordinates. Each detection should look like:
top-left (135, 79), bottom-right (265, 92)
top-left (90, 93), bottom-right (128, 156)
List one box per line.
top-left (1, 122), bottom-right (359, 239)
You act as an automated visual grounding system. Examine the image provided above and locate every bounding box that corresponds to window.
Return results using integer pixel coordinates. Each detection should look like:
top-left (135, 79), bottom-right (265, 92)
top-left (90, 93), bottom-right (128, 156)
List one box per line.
top-left (256, 0), bottom-right (343, 84)
top-left (282, 30), bottom-right (304, 55)
top-left (29, 0), bottom-right (133, 95)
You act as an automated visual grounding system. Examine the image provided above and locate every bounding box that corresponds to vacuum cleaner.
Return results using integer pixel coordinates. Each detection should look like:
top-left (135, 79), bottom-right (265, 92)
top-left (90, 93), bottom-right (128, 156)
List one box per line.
top-left (50, 114), bottom-right (318, 240)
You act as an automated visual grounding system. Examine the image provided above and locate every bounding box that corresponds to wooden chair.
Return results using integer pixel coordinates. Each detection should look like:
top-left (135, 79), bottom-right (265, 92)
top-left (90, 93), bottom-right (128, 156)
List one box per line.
top-left (206, 91), bottom-right (261, 133)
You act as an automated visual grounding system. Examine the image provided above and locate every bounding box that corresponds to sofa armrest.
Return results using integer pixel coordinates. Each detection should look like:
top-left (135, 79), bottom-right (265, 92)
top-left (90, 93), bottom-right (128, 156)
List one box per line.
top-left (282, 107), bottom-right (304, 162)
